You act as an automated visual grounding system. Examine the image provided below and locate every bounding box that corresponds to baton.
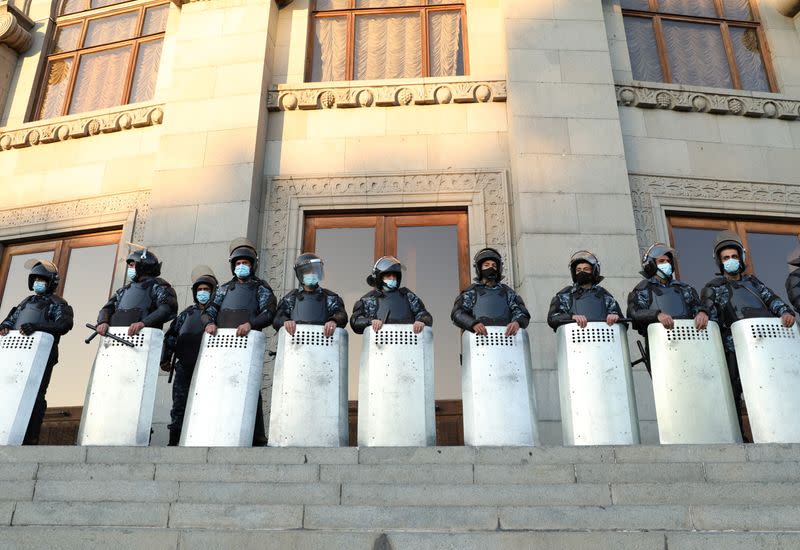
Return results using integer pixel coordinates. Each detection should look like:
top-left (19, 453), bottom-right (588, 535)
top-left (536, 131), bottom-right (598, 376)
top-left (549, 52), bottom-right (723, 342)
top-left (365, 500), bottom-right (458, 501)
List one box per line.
top-left (85, 323), bottom-right (136, 347)
top-left (167, 354), bottom-right (175, 384)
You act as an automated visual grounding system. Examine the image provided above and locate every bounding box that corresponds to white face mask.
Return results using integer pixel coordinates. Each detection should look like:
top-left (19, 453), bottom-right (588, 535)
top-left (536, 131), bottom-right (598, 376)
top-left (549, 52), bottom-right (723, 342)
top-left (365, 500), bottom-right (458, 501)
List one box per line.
top-left (32, 281), bottom-right (47, 294)
top-left (127, 266), bottom-right (137, 281)
top-left (657, 262), bottom-right (673, 278)
top-left (234, 264), bottom-right (251, 278)
top-left (302, 274), bottom-right (319, 287)
top-left (383, 278), bottom-right (398, 290)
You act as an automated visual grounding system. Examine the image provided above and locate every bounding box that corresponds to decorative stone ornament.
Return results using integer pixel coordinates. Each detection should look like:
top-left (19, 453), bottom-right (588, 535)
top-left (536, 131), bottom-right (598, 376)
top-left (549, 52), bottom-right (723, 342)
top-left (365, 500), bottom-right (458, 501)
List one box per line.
top-left (771, 0), bottom-right (800, 17)
top-left (0, 1), bottom-right (34, 53)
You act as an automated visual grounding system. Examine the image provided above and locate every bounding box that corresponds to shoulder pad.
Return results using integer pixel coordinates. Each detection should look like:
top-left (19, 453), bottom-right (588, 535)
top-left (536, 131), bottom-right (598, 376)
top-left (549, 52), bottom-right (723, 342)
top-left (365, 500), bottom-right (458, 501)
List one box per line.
top-left (705, 277), bottom-right (726, 287)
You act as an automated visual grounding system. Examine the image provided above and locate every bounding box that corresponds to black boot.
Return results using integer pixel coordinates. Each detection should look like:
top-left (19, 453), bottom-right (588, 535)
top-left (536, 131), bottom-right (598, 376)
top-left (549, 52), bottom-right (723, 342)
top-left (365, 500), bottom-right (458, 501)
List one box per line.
top-left (168, 430), bottom-right (181, 446)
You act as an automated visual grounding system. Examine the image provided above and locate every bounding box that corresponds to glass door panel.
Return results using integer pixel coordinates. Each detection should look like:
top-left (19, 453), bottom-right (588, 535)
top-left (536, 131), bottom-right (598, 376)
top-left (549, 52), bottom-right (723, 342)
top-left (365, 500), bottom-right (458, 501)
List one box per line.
top-left (0, 248), bottom-right (57, 317)
top-left (745, 232), bottom-right (797, 304)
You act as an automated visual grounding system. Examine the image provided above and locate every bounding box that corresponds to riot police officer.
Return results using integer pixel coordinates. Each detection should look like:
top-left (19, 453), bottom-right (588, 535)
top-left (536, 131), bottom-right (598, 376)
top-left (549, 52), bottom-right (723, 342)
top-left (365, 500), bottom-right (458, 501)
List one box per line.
top-left (702, 231), bottom-right (795, 435)
top-left (273, 253), bottom-right (348, 336)
top-left (786, 242), bottom-right (800, 313)
top-left (95, 247), bottom-right (178, 337)
top-left (204, 238), bottom-right (276, 446)
top-left (547, 250), bottom-right (623, 330)
top-left (451, 248), bottom-right (530, 335)
top-left (160, 266), bottom-right (218, 446)
top-left (351, 256), bottom-right (432, 334)
top-left (0, 260), bottom-right (74, 444)
top-left (627, 244), bottom-right (709, 373)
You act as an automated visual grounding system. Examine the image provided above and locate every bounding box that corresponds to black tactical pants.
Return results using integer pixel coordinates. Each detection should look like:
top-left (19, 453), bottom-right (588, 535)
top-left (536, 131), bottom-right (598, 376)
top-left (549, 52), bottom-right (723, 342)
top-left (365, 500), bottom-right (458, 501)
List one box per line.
top-left (23, 351), bottom-right (56, 445)
top-left (725, 351), bottom-right (748, 442)
top-left (168, 360), bottom-right (195, 446)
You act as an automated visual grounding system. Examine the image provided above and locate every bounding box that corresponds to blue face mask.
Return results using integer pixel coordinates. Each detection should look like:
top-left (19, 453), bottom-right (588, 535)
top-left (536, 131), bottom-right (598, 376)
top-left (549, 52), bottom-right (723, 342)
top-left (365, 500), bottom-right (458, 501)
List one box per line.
top-left (383, 279), bottom-right (398, 290)
top-left (234, 264), bottom-right (251, 278)
top-left (302, 274), bottom-right (319, 287)
top-left (196, 290), bottom-right (211, 304)
top-left (127, 267), bottom-right (137, 281)
top-left (32, 281), bottom-right (47, 295)
top-left (723, 258), bottom-right (741, 274)
top-left (657, 262), bottom-right (673, 278)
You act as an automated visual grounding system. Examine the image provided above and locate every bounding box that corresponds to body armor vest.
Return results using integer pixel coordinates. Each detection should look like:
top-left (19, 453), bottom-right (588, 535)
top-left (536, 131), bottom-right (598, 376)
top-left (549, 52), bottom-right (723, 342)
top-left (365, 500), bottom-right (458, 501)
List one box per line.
top-left (650, 284), bottom-right (691, 319)
top-left (291, 291), bottom-right (328, 324)
top-left (217, 281), bottom-right (259, 328)
top-left (472, 285), bottom-right (512, 326)
top-left (13, 297), bottom-right (48, 329)
top-left (111, 280), bottom-right (154, 325)
top-left (175, 307), bottom-right (205, 367)
top-left (572, 288), bottom-right (608, 321)
top-left (727, 279), bottom-right (771, 321)
top-left (376, 290), bottom-right (414, 324)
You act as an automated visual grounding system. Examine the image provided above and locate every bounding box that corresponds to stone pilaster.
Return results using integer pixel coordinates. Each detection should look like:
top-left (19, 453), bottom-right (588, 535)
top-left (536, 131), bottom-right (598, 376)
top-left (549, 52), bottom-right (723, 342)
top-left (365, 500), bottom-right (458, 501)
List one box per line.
top-left (0, 1), bottom-right (33, 117)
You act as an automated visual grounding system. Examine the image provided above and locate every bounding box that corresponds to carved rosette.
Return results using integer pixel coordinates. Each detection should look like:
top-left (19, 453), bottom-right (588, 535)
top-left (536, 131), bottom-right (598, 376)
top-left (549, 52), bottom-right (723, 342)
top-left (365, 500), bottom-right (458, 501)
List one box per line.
top-left (0, 104), bottom-right (165, 152)
top-left (617, 84), bottom-right (800, 121)
top-left (267, 80), bottom-right (508, 111)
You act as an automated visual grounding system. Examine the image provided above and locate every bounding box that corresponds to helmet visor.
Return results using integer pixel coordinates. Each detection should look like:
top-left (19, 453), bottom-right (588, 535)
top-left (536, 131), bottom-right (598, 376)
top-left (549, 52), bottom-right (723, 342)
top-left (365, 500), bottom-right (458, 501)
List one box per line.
top-left (297, 258), bottom-right (324, 281)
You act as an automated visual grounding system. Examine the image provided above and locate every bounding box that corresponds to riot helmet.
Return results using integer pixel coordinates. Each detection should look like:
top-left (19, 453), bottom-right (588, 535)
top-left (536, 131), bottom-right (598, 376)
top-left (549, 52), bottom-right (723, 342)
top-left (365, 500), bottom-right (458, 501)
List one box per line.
top-left (228, 237), bottom-right (258, 275)
top-left (190, 265), bottom-right (218, 302)
top-left (712, 230), bottom-right (746, 274)
top-left (641, 243), bottom-right (677, 279)
top-left (788, 235), bottom-right (800, 268)
top-left (24, 259), bottom-right (59, 292)
top-left (569, 250), bottom-right (602, 283)
top-left (126, 246), bottom-right (161, 277)
top-left (473, 248), bottom-right (504, 281)
top-left (367, 256), bottom-right (404, 288)
top-left (294, 253), bottom-right (324, 287)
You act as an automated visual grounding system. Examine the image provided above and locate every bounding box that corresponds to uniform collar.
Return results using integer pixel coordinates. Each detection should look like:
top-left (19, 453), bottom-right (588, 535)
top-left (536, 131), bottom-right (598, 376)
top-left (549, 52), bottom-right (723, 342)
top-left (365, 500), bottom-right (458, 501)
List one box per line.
top-left (647, 276), bottom-right (676, 287)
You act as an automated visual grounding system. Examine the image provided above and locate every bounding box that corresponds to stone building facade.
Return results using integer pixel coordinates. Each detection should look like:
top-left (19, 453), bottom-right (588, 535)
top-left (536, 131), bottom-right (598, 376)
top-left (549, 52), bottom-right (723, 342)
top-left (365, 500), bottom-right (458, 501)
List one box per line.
top-left (0, 0), bottom-right (799, 445)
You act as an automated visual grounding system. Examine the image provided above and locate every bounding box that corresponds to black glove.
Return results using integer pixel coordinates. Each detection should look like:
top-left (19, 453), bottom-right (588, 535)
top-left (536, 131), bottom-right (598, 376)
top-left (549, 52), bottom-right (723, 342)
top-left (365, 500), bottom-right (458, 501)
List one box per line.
top-left (20, 323), bottom-right (38, 335)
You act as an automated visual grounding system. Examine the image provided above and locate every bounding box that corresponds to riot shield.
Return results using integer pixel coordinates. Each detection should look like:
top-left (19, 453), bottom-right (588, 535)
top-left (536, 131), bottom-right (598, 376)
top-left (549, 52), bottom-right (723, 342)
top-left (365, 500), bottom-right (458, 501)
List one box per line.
top-left (556, 322), bottom-right (640, 445)
top-left (358, 325), bottom-right (435, 447)
top-left (180, 328), bottom-right (266, 447)
top-left (78, 327), bottom-right (163, 446)
top-left (269, 326), bottom-right (348, 447)
top-left (461, 327), bottom-right (538, 446)
top-left (732, 318), bottom-right (800, 443)
top-left (648, 320), bottom-right (741, 444)
top-left (0, 331), bottom-right (54, 445)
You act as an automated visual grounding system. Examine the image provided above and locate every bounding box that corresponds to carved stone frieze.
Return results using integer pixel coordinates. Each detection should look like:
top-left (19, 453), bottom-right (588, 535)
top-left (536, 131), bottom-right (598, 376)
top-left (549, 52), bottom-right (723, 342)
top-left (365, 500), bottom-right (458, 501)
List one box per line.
top-left (0, 2), bottom-right (34, 53)
top-left (261, 171), bottom-right (510, 299)
top-left (629, 175), bottom-right (800, 252)
top-left (617, 84), bottom-right (800, 121)
top-left (0, 103), bottom-right (164, 152)
top-left (267, 80), bottom-right (508, 111)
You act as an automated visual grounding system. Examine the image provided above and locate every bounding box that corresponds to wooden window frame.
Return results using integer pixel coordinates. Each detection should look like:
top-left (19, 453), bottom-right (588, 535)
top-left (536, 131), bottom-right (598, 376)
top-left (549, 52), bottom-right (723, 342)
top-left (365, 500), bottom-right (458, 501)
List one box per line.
top-left (33, 0), bottom-right (169, 121)
top-left (622, 0), bottom-right (778, 92)
top-left (667, 214), bottom-right (798, 278)
top-left (0, 230), bottom-right (122, 306)
top-left (305, 0), bottom-right (469, 82)
top-left (302, 209), bottom-right (471, 290)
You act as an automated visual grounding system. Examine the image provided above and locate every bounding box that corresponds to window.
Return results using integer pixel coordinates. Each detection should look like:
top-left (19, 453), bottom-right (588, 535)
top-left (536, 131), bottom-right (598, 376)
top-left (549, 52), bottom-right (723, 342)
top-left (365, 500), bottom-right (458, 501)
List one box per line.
top-left (0, 231), bottom-right (122, 408)
top-left (308, 0), bottom-right (467, 82)
top-left (668, 215), bottom-right (798, 302)
top-left (621, 0), bottom-right (776, 92)
top-left (304, 210), bottom-right (469, 444)
top-left (35, 0), bottom-right (168, 120)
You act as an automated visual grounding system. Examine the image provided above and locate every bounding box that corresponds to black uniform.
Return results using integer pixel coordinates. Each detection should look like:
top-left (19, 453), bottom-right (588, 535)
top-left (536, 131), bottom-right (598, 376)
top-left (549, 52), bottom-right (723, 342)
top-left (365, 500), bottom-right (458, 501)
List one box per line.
top-left (273, 287), bottom-right (348, 330)
top-left (786, 263), bottom-right (800, 314)
top-left (547, 283), bottom-right (624, 331)
top-left (351, 287), bottom-right (432, 334)
top-left (97, 275), bottom-right (178, 329)
top-left (1, 294), bottom-right (73, 444)
top-left (451, 282), bottom-right (530, 331)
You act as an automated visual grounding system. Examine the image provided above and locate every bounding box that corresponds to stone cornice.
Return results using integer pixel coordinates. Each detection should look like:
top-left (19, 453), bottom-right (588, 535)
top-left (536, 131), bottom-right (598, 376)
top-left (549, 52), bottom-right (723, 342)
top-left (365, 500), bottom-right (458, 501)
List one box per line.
top-left (0, 103), bottom-right (164, 151)
top-left (772, 0), bottom-right (800, 17)
top-left (267, 78), bottom-right (507, 111)
top-left (616, 83), bottom-right (800, 121)
top-left (0, 1), bottom-right (34, 53)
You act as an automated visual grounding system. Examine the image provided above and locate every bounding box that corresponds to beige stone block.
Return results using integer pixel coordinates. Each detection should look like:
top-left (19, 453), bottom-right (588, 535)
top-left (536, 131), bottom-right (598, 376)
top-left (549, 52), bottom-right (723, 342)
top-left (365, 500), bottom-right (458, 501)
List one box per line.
top-left (511, 116), bottom-right (570, 154)
top-left (169, 67), bottom-right (218, 102)
top-left (609, 41), bottom-right (633, 78)
top-left (575, 193), bottom-right (637, 235)
top-left (507, 49), bottom-right (561, 83)
top-left (617, 107), bottom-right (646, 137)
top-left (176, 8), bottom-right (225, 40)
top-left (103, 154), bottom-right (156, 191)
top-left (204, 127), bottom-right (259, 167)
top-left (215, 62), bottom-right (266, 96)
top-left (45, 164), bottom-right (105, 202)
top-left (717, 116), bottom-right (794, 149)
top-left (518, 233), bottom-right (641, 278)
top-left (0, 148), bottom-right (18, 175)
top-left (509, 82), bottom-right (620, 119)
top-left (344, 135), bottom-right (427, 172)
top-left (568, 118), bottom-right (625, 156)
top-left (501, 0), bottom-right (554, 20)
top-left (195, 201), bottom-right (253, 243)
top-left (790, 123), bottom-right (800, 148)
top-left (560, 50), bottom-right (614, 84)
top-left (686, 141), bottom-right (768, 183)
top-left (513, 153), bottom-right (631, 194)
top-left (505, 20), bottom-right (608, 52)
top-left (466, 103), bottom-right (509, 133)
top-left (266, 138), bottom-right (345, 175)
top-left (154, 132), bottom-right (207, 171)
top-left (2, 173), bottom-right (45, 208)
top-left (271, 44), bottom-right (291, 81)
top-left (309, 108), bottom-right (387, 139)
top-left (173, 32), bottom-right (269, 70)
top-left (147, 205), bottom-right (199, 246)
top-left (766, 29), bottom-right (800, 58)
top-left (152, 163), bottom-right (255, 206)
top-left (427, 132), bottom-right (509, 170)
top-left (266, 111), bottom-right (308, 141)
top-left (385, 104), bottom-right (466, 136)
top-left (467, 37), bottom-right (507, 78)
top-left (642, 110), bottom-right (720, 143)
top-left (165, 94), bottom-right (262, 133)
top-left (765, 148), bottom-right (800, 185)
top-left (553, 0), bottom-right (604, 20)
top-left (622, 135), bottom-right (691, 176)
top-left (74, 131), bottom-right (146, 166)
top-left (516, 192), bottom-right (579, 234)
top-left (224, 4), bottom-right (272, 34)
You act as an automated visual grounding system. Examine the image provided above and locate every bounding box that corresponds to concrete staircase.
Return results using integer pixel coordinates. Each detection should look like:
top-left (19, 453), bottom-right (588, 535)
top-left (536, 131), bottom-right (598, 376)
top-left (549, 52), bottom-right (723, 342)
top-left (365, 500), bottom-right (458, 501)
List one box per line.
top-left (1, 444), bottom-right (799, 549)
